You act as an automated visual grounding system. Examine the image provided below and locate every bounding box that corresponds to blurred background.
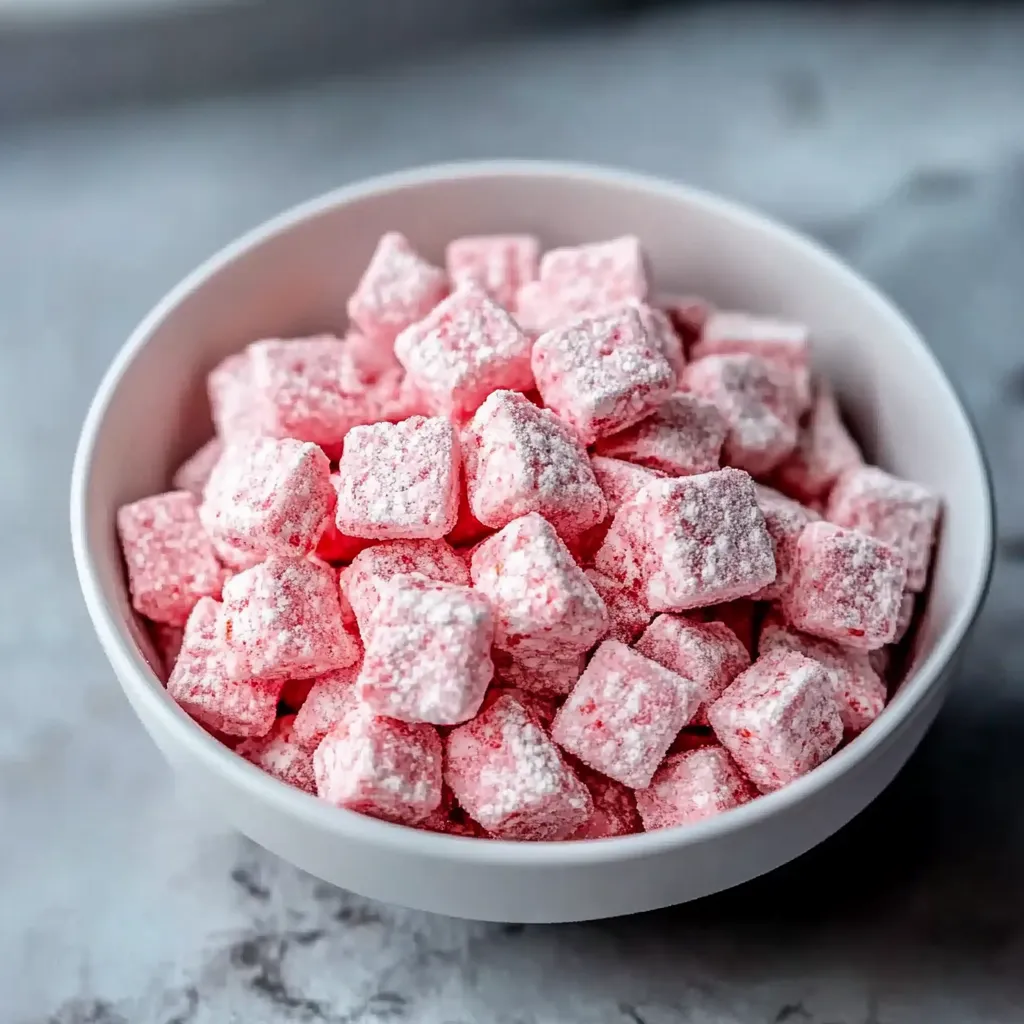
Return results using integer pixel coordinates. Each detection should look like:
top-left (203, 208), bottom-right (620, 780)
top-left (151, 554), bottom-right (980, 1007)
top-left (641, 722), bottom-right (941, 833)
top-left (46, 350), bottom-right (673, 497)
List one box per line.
top-left (2, 2), bottom-right (1024, 1021)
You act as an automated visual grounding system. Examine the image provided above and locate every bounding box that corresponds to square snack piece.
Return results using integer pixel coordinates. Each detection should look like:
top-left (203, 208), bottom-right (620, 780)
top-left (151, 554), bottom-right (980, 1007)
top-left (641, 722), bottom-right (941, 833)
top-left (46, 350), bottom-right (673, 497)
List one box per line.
top-left (335, 416), bottom-right (460, 540)
top-left (291, 660), bottom-right (363, 752)
top-left (445, 234), bottom-right (539, 311)
top-left (470, 512), bottom-right (609, 658)
top-left (531, 305), bottom-right (676, 444)
top-left (315, 708), bottom-right (443, 825)
top-left (552, 640), bottom-right (703, 789)
top-left (395, 284), bottom-right (534, 420)
top-left (782, 521), bottom-right (907, 650)
top-left (751, 484), bottom-right (820, 601)
top-left (117, 490), bottom-right (226, 626)
top-left (221, 556), bottom-right (359, 681)
top-left (446, 694), bottom-right (593, 840)
top-left (208, 351), bottom-right (265, 441)
top-left (692, 311), bottom-right (810, 367)
top-left (462, 389), bottom-right (607, 540)
top-left (358, 574), bottom-right (494, 725)
top-left (236, 715), bottom-right (315, 793)
top-left (347, 232), bottom-right (448, 346)
top-left (826, 465), bottom-right (940, 592)
top-left (593, 392), bottom-right (727, 477)
top-left (707, 649), bottom-right (843, 792)
top-left (634, 302), bottom-right (686, 384)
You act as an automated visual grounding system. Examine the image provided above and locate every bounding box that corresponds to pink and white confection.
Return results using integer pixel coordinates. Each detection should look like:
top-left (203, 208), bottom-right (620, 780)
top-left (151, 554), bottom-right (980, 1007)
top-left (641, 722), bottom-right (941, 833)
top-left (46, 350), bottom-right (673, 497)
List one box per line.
top-left (208, 351), bottom-right (264, 441)
top-left (552, 640), bottom-right (702, 789)
top-left (634, 303), bottom-right (686, 383)
top-left (236, 715), bottom-right (316, 793)
top-left (445, 234), bottom-right (539, 311)
top-left (172, 438), bottom-right (223, 497)
top-left (590, 455), bottom-right (667, 515)
top-left (569, 766), bottom-right (641, 839)
top-left (692, 311), bottom-right (810, 367)
top-left (446, 694), bottom-right (592, 840)
top-left (584, 568), bottom-right (650, 644)
top-left (751, 483), bottom-right (820, 601)
top-left (292, 661), bottom-right (363, 752)
top-left (707, 649), bottom-right (843, 792)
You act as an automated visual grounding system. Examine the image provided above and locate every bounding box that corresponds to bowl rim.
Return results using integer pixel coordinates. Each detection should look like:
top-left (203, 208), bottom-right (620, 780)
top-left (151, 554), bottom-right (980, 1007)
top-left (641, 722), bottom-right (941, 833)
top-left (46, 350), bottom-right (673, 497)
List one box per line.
top-left (70, 159), bottom-right (995, 867)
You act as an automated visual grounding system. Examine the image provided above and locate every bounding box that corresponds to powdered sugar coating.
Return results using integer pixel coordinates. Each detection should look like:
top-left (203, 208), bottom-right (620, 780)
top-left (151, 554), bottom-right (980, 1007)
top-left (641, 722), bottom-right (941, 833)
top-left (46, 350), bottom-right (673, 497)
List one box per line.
top-left (357, 574), bottom-right (494, 725)
top-left (462, 390), bottom-right (607, 540)
top-left (395, 285), bottom-right (534, 420)
top-left (569, 765), bottom-right (641, 839)
top-left (594, 392), bottom-right (727, 477)
top-left (491, 647), bottom-right (587, 698)
top-left (315, 474), bottom-right (374, 563)
top-left (314, 708), bottom-right (443, 825)
top-left (172, 438), bottom-right (223, 497)
top-left (446, 234), bottom-right (539, 311)
top-left (585, 568), bottom-right (651, 644)
top-left (341, 328), bottom-right (402, 381)
top-left (446, 694), bottom-right (592, 840)
top-left (634, 303), bottom-right (686, 383)
top-left (826, 465), bottom-right (940, 592)
top-left (782, 521), bottom-right (907, 650)
top-left (552, 640), bottom-right (702, 789)
top-left (208, 351), bottom-right (264, 441)
top-left (237, 715), bottom-right (316, 793)
top-left (751, 483), bottom-right (820, 601)
top-left (707, 649), bottom-right (844, 792)
top-left (589, 456), bottom-right (666, 514)
top-left (531, 305), bottom-right (676, 444)
top-left (470, 512), bottom-right (609, 658)
top-left (292, 660), bottom-right (363, 752)
top-left (117, 490), bottom-right (226, 626)
top-left (636, 746), bottom-right (756, 829)
top-left (347, 232), bottom-right (448, 346)
top-left (693, 311), bottom-right (810, 367)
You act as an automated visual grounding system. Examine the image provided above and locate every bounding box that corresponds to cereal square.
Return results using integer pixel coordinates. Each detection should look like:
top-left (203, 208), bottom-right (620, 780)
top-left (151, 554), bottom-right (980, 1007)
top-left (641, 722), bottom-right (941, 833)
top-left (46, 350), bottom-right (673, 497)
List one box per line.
top-left (751, 483), bottom-right (820, 601)
top-left (237, 715), bottom-right (316, 793)
top-left (446, 234), bottom-right (539, 311)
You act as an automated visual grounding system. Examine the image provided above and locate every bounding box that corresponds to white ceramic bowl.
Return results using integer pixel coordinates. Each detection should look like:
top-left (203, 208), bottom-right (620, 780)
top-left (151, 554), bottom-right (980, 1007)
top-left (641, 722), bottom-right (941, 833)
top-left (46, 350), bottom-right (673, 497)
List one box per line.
top-left (71, 161), bottom-right (993, 923)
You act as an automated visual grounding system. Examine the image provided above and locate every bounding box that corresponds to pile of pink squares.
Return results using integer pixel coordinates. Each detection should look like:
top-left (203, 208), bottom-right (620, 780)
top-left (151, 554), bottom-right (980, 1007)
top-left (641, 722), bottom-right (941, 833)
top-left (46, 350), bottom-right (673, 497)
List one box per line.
top-left (117, 230), bottom-right (941, 841)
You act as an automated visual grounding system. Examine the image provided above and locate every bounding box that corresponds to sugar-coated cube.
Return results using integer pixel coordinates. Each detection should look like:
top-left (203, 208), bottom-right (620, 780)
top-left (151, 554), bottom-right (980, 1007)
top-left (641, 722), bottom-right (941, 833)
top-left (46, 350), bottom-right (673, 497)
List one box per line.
top-left (707, 649), bottom-right (843, 792)
top-left (569, 766), bottom-right (641, 839)
top-left (446, 234), bottom-right (539, 311)
top-left (341, 327), bottom-right (402, 381)
top-left (395, 284), bottom-right (534, 420)
top-left (585, 568), bottom-right (651, 644)
top-left (200, 437), bottom-right (335, 562)
top-left (636, 746), bottom-right (756, 830)
top-left (531, 305), bottom-right (676, 444)
top-left (446, 694), bottom-right (592, 840)
top-left (208, 351), bottom-right (264, 441)
top-left (634, 303), bottom-right (686, 383)
top-left (826, 466), bottom-right (940, 592)
top-left (491, 646), bottom-right (587, 698)
top-left (462, 389), bottom-right (607, 540)
top-left (589, 455), bottom-right (666, 514)
top-left (552, 640), bottom-right (703, 789)
top-left (682, 354), bottom-right (799, 475)
top-left (172, 438), bottom-right (223, 497)
top-left (593, 392), bottom-right (727, 477)
top-left (692, 311), bottom-right (810, 367)
top-left (237, 715), bottom-right (315, 793)
top-left (167, 598), bottom-right (282, 737)
top-left (751, 484), bottom-right (820, 601)
top-left (315, 474), bottom-right (374, 563)
top-left (340, 539), bottom-right (469, 639)
top-left (221, 556), bottom-right (359, 681)
top-left (470, 512), bottom-right (609, 658)
top-left (118, 490), bottom-right (226, 626)
top-left (314, 708), bottom-right (443, 825)
top-left (358, 574), bottom-right (494, 725)
top-left (335, 416), bottom-right (459, 540)
top-left (782, 521), bottom-right (907, 650)
top-left (347, 232), bottom-right (448, 346)
top-left (291, 661), bottom-right (363, 752)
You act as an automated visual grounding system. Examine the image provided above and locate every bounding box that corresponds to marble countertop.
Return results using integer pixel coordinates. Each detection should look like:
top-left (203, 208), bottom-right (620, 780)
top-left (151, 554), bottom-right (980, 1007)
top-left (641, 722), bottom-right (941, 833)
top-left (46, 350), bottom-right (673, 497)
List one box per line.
top-left (3, 5), bottom-right (1024, 1021)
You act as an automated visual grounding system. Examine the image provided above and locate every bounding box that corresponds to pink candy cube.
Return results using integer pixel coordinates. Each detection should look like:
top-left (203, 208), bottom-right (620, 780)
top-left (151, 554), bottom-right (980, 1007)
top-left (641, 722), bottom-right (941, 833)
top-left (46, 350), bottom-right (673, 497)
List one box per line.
top-left (335, 415), bottom-right (460, 540)
top-left (584, 568), bottom-right (651, 644)
top-left (552, 640), bottom-right (703, 789)
top-left (199, 437), bottom-right (335, 563)
top-left (589, 455), bottom-right (666, 514)
top-left (782, 521), bottom-right (907, 650)
top-left (358, 574), bottom-right (494, 725)
top-left (826, 465), bottom-right (940, 592)
top-left (446, 694), bottom-right (592, 840)
top-left (635, 303), bottom-right (686, 384)
top-left (707, 649), bottom-right (844, 792)
top-left (117, 490), bottom-right (226, 626)
top-left (531, 305), bottom-right (676, 444)
top-left (347, 232), bottom-right (448, 346)
top-left (292, 661), bottom-right (363, 752)
top-left (172, 438), bottom-right (223, 497)
top-left (751, 483), bottom-right (820, 601)
top-left (221, 555), bottom-right (359, 680)
top-left (445, 234), bottom-right (539, 311)
top-left (470, 512), bottom-right (609, 658)
top-left (237, 715), bottom-right (316, 793)
top-left (395, 284), bottom-right (534, 420)
top-left (462, 389), bottom-right (607, 540)
top-left (208, 351), bottom-right (263, 441)
top-left (593, 392), bottom-right (727, 477)
top-left (570, 766), bottom-right (641, 839)
top-left (692, 311), bottom-right (810, 367)
top-left (636, 746), bottom-right (756, 830)
top-left (314, 708), bottom-right (443, 825)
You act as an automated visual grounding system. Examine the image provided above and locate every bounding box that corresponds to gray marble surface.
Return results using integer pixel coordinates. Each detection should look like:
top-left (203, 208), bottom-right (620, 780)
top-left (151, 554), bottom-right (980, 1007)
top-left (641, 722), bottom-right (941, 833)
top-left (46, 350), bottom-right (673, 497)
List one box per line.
top-left (3, 5), bottom-right (1024, 1021)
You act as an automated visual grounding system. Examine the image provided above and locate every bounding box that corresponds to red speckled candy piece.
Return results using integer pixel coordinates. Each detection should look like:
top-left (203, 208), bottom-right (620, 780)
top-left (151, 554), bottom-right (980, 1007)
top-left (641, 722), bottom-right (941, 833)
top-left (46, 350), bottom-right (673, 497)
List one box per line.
top-left (314, 707), bottom-right (443, 825)
top-left (292, 660), bottom-right (363, 752)
top-left (462, 389), bottom-right (607, 540)
top-left (342, 328), bottom-right (402, 381)
top-left (552, 640), bottom-right (702, 789)
top-left (315, 474), bottom-right (374, 564)
top-left (208, 351), bottom-right (264, 441)
top-left (446, 234), bottom-right (539, 311)
top-left (172, 438), bottom-right (223, 497)
top-left (570, 765), bottom-right (641, 839)
top-left (446, 694), bottom-right (592, 840)
top-left (636, 746), bottom-right (756, 829)
top-left (708, 649), bottom-right (843, 792)
top-left (358, 574), bottom-right (494, 725)
top-left (117, 490), bottom-right (226, 626)
top-left (585, 568), bottom-right (651, 644)
top-left (347, 232), bottom-right (448, 346)
top-left (531, 305), bottom-right (675, 444)
top-left (826, 465), bottom-right (940, 593)
top-left (782, 521), bottom-right (907, 650)
top-left (237, 715), bottom-right (315, 793)
top-left (221, 555), bottom-right (359, 681)
top-left (395, 284), bottom-right (534, 420)
top-left (594, 392), bottom-right (727, 477)
top-left (634, 303), bottom-right (686, 384)
top-left (336, 416), bottom-right (460, 540)
top-left (751, 484), bottom-right (820, 601)
top-left (470, 512), bottom-right (608, 659)
top-left (589, 455), bottom-right (666, 514)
